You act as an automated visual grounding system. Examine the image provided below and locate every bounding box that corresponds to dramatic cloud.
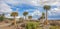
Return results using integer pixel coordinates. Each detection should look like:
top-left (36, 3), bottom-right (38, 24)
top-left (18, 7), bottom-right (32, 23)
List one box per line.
top-left (0, 0), bottom-right (60, 19)
top-left (0, 1), bottom-right (12, 14)
top-left (3, 0), bottom-right (60, 6)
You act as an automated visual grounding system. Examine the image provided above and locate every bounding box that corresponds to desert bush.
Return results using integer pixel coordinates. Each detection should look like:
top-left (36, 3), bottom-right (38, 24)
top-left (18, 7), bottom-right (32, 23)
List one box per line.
top-left (0, 16), bottom-right (4, 22)
top-left (20, 23), bottom-right (25, 27)
top-left (25, 22), bottom-right (37, 29)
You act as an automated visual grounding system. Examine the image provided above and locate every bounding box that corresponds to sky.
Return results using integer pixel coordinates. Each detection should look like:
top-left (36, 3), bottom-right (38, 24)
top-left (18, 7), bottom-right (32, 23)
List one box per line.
top-left (0, 0), bottom-right (60, 20)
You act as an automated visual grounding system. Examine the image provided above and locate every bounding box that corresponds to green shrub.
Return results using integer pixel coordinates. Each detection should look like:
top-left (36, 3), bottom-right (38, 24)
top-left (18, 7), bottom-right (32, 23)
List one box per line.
top-left (0, 16), bottom-right (4, 22)
top-left (25, 22), bottom-right (37, 29)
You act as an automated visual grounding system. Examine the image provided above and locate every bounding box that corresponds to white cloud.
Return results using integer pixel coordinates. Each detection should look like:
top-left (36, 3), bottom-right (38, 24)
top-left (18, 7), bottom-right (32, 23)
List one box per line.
top-left (30, 10), bottom-right (42, 16)
top-left (0, 0), bottom-right (13, 18)
top-left (4, 0), bottom-right (20, 6)
top-left (48, 7), bottom-right (60, 16)
top-left (31, 0), bottom-right (60, 6)
top-left (30, 0), bottom-right (40, 6)
top-left (4, 0), bottom-right (60, 6)
top-left (51, 8), bottom-right (60, 13)
top-left (39, 0), bottom-right (60, 6)
top-left (0, 1), bottom-right (12, 13)
top-left (28, 10), bottom-right (42, 19)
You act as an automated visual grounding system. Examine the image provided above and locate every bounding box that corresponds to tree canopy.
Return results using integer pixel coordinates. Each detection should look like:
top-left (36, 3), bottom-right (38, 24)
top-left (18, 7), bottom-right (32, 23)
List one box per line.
top-left (43, 5), bottom-right (51, 10)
